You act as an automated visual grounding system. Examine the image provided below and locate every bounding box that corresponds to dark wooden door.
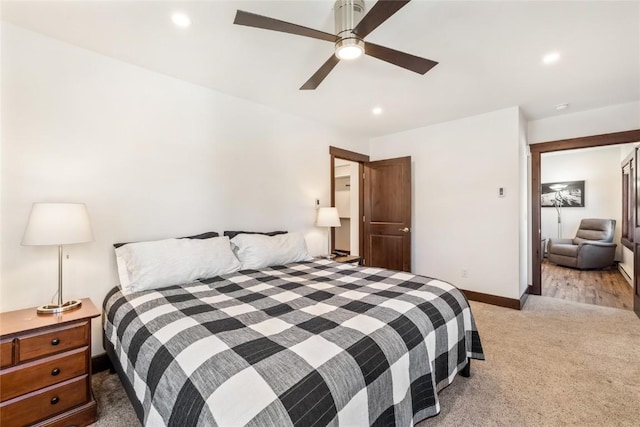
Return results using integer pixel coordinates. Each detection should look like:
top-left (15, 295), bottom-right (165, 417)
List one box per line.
top-left (363, 156), bottom-right (411, 271)
top-left (634, 148), bottom-right (640, 318)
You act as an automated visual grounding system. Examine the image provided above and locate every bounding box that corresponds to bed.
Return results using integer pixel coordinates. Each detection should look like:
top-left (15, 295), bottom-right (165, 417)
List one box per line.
top-left (103, 256), bottom-right (484, 426)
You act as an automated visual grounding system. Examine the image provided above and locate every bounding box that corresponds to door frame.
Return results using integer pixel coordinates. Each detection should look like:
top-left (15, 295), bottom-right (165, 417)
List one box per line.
top-left (529, 129), bottom-right (640, 295)
top-left (329, 146), bottom-right (369, 257)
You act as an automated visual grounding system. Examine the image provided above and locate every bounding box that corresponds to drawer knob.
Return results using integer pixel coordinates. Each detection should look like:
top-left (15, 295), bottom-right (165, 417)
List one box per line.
top-left (51, 368), bottom-right (60, 376)
top-left (50, 396), bottom-right (59, 405)
top-left (51, 338), bottom-right (60, 346)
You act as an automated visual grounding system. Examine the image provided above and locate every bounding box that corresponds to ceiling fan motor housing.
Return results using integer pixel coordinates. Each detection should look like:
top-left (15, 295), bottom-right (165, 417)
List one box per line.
top-left (334, 0), bottom-right (365, 58)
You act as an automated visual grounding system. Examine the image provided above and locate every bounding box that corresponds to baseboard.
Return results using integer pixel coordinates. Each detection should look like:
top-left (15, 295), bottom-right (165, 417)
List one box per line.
top-left (92, 352), bottom-right (112, 374)
top-left (618, 263), bottom-right (633, 287)
top-left (461, 289), bottom-right (522, 310)
top-left (520, 285), bottom-right (532, 309)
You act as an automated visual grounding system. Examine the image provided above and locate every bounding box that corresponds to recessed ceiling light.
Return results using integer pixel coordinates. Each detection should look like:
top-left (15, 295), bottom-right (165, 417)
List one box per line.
top-left (543, 52), bottom-right (560, 65)
top-left (372, 107), bottom-right (383, 115)
top-left (556, 103), bottom-right (570, 110)
top-left (171, 13), bottom-right (191, 28)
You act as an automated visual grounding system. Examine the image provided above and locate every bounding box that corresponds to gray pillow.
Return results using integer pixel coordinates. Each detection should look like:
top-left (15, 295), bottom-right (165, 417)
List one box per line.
top-left (223, 230), bottom-right (287, 239)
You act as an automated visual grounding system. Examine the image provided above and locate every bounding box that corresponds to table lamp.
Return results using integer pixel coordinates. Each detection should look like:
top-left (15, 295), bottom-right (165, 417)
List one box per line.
top-left (316, 207), bottom-right (341, 258)
top-left (22, 203), bottom-right (94, 314)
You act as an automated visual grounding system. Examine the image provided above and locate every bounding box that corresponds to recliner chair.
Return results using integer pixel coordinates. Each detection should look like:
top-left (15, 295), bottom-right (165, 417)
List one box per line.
top-left (547, 219), bottom-right (617, 269)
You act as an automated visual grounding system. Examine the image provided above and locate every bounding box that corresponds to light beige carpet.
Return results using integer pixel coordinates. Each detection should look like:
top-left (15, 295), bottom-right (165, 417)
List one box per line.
top-left (91, 296), bottom-right (640, 426)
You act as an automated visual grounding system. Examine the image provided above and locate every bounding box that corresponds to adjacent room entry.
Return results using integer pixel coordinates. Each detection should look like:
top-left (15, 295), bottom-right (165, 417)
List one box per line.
top-left (330, 147), bottom-right (412, 272)
top-left (530, 129), bottom-right (640, 319)
top-left (334, 158), bottom-right (360, 256)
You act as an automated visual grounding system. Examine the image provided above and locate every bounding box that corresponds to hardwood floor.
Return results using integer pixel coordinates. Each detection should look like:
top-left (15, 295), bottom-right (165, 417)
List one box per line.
top-left (542, 259), bottom-right (633, 310)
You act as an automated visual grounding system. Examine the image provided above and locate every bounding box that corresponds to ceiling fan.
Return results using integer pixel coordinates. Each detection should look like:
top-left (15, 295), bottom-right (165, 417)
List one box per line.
top-left (233, 0), bottom-right (438, 90)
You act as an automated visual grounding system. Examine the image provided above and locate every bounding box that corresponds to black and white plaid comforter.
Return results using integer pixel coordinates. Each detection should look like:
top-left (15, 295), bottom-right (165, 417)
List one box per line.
top-left (104, 259), bottom-right (484, 427)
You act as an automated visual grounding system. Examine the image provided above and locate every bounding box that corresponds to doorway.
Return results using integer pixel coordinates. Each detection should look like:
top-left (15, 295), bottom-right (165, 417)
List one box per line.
top-left (333, 158), bottom-right (360, 255)
top-left (329, 146), bottom-right (413, 271)
top-left (329, 146), bottom-right (368, 258)
top-left (540, 145), bottom-right (633, 310)
top-left (530, 129), bottom-right (640, 318)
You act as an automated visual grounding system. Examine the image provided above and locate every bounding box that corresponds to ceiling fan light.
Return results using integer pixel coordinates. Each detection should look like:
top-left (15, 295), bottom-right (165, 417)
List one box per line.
top-left (336, 45), bottom-right (363, 60)
top-left (335, 38), bottom-right (364, 60)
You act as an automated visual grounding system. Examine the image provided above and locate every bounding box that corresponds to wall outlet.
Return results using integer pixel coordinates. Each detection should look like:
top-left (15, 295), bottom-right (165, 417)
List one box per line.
top-left (461, 269), bottom-right (468, 278)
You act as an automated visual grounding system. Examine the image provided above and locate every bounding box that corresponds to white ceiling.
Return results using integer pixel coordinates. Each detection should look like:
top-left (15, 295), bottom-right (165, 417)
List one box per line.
top-left (2, 1), bottom-right (639, 138)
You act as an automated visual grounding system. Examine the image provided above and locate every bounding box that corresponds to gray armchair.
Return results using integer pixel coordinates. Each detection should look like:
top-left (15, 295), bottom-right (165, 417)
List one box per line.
top-left (547, 219), bottom-right (616, 269)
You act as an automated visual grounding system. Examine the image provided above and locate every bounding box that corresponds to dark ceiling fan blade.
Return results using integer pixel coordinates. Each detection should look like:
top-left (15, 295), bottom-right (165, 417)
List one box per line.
top-left (300, 55), bottom-right (341, 90)
top-left (352, 0), bottom-right (411, 39)
top-left (234, 10), bottom-right (338, 43)
top-left (365, 42), bottom-right (437, 74)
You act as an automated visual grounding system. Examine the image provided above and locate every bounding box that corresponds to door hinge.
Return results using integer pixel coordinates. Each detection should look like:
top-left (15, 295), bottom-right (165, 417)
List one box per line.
top-left (362, 172), bottom-right (365, 179)
top-left (363, 215), bottom-right (365, 223)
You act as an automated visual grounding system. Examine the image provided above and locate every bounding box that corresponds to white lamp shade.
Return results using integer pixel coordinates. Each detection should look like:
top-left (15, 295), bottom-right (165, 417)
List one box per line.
top-left (316, 207), bottom-right (341, 227)
top-left (22, 203), bottom-right (94, 246)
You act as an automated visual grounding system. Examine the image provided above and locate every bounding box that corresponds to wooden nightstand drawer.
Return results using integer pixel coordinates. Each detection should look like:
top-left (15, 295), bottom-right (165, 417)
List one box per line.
top-left (0, 375), bottom-right (89, 426)
top-left (0, 299), bottom-right (99, 427)
top-left (0, 346), bottom-right (88, 402)
top-left (17, 321), bottom-right (89, 363)
top-left (0, 340), bottom-right (13, 368)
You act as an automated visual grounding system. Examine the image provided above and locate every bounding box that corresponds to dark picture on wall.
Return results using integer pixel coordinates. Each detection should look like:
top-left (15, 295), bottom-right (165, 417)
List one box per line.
top-left (541, 180), bottom-right (585, 207)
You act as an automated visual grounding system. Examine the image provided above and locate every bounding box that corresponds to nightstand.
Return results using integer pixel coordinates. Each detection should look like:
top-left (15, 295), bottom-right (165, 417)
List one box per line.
top-left (334, 255), bottom-right (362, 265)
top-left (0, 298), bottom-right (100, 427)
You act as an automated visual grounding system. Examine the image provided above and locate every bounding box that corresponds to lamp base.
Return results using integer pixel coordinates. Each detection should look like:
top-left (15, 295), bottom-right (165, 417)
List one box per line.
top-left (37, 299), bottom-right (82, 315)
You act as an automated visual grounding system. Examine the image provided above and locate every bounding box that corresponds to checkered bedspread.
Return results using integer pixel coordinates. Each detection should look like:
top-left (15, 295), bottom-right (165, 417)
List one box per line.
top-left (104, 259), bottom-right (484, 427)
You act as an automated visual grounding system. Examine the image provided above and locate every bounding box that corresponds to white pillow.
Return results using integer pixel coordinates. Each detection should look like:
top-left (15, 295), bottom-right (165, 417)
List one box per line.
top-left (115, 236), bottom-right (240, 294)
top-left (231, 232), bottom-right (313, 270)
top-left (115, 252), bottom-right (132, 289)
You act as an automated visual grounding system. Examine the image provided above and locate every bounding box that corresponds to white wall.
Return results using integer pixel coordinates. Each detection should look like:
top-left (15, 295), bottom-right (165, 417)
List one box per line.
top-left (528, 101), bottom-right (640, 144)
top-left (541, 146), bottom-right (623, 259)
top-left (518, 109), bottom-right (530, 296)
top-left (370, 107), bottom-right (523, 300)
top-left (0, 24), bottom-right (368, 354)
